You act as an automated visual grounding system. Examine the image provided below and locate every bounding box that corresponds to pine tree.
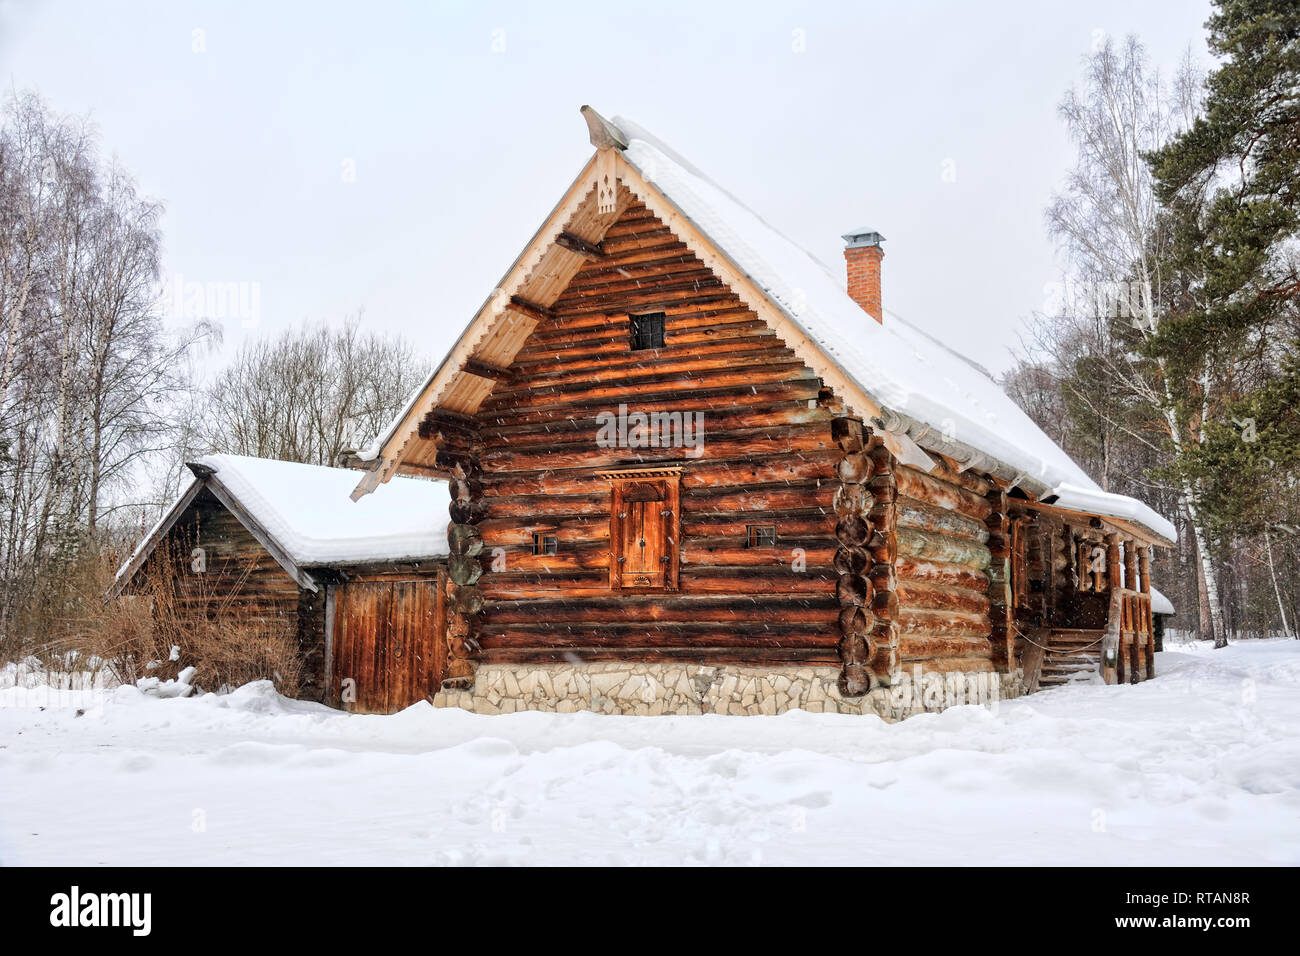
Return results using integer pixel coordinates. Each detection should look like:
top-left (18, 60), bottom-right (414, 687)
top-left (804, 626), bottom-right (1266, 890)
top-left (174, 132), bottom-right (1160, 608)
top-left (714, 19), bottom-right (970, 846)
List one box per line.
top-left (1150, 0), bottom-right (1300, 645)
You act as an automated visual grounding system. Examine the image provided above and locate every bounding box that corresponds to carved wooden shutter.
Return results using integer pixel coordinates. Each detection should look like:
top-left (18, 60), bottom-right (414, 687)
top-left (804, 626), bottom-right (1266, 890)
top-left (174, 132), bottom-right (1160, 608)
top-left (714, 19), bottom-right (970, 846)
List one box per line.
top-left (606, 471), bottom-right (680, 591)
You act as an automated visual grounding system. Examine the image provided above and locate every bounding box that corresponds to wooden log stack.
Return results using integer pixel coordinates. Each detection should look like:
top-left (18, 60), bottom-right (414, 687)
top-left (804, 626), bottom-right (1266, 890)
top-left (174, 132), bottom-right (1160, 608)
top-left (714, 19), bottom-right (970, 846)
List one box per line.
top-left (444, 456), bottom-right (486, 688)
top-left (832, 416), bottom-right (877, 696)
top-left (866, 435), bottom-right (900, 687)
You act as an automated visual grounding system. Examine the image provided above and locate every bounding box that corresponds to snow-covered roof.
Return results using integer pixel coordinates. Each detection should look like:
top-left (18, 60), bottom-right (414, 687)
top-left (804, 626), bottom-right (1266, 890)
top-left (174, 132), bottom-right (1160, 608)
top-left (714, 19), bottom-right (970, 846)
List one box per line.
top-left (613, 116), bottom-right (1175, 545)
top-left (357, 109), bottom-right (1174, 545)
top-left (192, 455), bottom-right (451, 566)
top-left (1150, 587), bottom-right (1175, 616)
top-left (111, 455), bottom-right (449, 597)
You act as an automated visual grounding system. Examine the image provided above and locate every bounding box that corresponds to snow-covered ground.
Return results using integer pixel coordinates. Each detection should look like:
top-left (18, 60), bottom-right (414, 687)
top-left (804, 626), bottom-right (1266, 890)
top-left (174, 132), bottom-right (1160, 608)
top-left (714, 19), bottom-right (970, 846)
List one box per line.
top-left (1, 640), bottom-right (1297, 866)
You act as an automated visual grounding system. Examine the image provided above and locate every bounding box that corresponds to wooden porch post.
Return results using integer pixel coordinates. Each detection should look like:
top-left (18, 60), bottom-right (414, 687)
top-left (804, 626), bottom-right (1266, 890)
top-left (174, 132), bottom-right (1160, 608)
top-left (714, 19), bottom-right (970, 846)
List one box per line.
top-left (1123, 540), bottom-right (1144, 681)
top-left (1106, 533), bottom-right (1124, 684)
top-left (1139, 545), bottom-right (1155, 678)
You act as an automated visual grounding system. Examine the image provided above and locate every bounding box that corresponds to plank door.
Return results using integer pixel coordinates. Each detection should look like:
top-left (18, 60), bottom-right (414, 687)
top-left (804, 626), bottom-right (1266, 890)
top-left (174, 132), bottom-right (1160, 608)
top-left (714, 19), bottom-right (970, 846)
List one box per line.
top-left (331, 577), bottom-right (446, 714)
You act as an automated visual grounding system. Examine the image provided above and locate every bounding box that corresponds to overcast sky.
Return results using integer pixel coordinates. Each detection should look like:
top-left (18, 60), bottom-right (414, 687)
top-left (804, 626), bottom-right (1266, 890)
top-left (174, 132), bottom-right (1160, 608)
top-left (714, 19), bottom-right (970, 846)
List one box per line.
top-left (1, 0), bottom-right (1213, 375)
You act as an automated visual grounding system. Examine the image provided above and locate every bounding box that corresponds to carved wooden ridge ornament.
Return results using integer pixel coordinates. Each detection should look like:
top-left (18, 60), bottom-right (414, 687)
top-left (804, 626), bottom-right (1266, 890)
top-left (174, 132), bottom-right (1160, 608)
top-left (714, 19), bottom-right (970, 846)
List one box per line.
top-left (594, 466), bottom-right (684, 481)
top-left (595, 149), bottom-right (618, 216)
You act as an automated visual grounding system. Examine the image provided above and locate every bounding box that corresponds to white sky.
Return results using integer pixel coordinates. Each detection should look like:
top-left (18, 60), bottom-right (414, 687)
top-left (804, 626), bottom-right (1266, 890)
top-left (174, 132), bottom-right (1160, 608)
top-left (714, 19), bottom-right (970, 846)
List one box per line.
top-left (1, 0), bottom-right (1212, 375)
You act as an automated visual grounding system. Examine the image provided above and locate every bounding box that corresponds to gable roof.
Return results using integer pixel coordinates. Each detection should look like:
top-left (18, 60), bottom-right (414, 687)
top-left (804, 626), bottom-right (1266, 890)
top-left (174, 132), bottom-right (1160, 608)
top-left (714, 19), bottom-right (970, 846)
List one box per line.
top-left (355, 108), bottom-right (1175, 546)
top-left (110, 455), bottom-right (450, 599)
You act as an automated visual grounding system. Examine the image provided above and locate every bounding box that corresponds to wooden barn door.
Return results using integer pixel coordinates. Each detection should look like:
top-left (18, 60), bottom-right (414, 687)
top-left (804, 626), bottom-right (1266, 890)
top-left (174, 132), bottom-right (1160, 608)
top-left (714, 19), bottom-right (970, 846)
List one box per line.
top-left (330, 575), bottom-right (447, 714)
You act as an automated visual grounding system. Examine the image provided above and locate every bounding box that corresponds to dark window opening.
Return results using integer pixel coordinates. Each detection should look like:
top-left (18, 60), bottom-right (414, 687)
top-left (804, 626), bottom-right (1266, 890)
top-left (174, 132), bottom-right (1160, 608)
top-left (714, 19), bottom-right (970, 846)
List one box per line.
top-left (747, 524), bottom-right (777, 548)
top-left (630, 312), bottom-right (666, 351)
top-left (533, 533), bottom-right (558, 556)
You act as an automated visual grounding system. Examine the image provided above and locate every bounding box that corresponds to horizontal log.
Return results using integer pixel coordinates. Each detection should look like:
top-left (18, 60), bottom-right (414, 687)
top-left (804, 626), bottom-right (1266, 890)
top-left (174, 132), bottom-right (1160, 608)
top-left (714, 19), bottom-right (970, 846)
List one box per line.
top-left (897, 632), bottom-right (995, 659)
top-left (835, 515), bottom-right (871, 547)
top-left (891, 655), bottom-right (998, 674)
top-left (834, 547), bottom-right (869, 576)
top-left (680, 546), bottom-right (836, 568)
top-left (926, 458), bottom-right (993, 497)
top-left (483, 600), bottom-right (838, 626)
top-left (896, 528), bottom-right (991, 569)
top-left (481, 361), bottom-right (819, 413)
top-left (449, 500), bottom-right (488, 524)
top-left (521, 306), bottom-right (763, 351)
top-left (481, 404), bottom-right (831, 451)
top-left (896, 608), bottom-right (990, 639)
top-left (550, 275), bottom-right (727, 315)
top-left (448, 555), bottom-right (484, 586)
top-left (481, 430), bottom-right (832, 473)
top-left (838, 605), bottom-right (872, 637)
top-left (479, 516), bottom-right (610, 545)
top-left (482, 494), bottom-right (609, 519)
top-left (480, 381), bottom-right (822, 428)
top-left (684, 482), bottom-right (835, 515)
top-left (895, 467), bottom-right (992, 521)
top-left (837, 452), bottom-right (872, 484)
top-left (684, 513), bottom-right (836, 539)
top-left (897, 580), bottom-right (992, 616)
top-left (486, 548), bottom-right (609, 573)
top-left (833, 484), bottom-right (869, 516)
top-left (479, 647), bottom-right (840, 667)
top-left (503, 346), bottom-right (803, 393)
top-left (477, 624), bottom-right (839, 649)
top-left (678, 568), bottom-right (836, 594)
top-left (896, 496), bottom-right (989, 544)
top-left (896, 557), bottom-right (990, 591)
top-left (837, 574), bottom-right (870, 607)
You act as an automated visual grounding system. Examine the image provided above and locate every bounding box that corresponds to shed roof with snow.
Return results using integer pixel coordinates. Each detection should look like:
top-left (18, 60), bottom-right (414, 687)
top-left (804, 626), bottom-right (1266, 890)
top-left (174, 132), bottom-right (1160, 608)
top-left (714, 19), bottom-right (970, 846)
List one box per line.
top-left (110, 454), bottom-right (450, 598)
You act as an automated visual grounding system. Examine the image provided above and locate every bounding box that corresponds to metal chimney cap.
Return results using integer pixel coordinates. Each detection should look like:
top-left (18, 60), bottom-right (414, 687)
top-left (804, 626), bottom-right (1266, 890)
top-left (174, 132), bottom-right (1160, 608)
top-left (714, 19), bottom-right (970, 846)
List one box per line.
top-left (842, 229), bottom-right (885, 249)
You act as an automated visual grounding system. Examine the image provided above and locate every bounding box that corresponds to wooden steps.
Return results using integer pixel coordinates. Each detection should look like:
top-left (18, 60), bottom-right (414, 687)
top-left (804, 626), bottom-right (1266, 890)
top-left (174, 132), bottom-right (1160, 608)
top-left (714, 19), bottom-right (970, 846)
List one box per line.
top-left (1036, 628), bottom-right (1105, 689)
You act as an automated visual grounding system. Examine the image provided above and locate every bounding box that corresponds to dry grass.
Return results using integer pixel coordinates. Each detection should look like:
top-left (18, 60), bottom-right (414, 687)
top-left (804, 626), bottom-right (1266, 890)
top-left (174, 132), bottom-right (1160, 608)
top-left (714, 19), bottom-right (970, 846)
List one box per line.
top-left (20, 540), bottom-right (301, 696)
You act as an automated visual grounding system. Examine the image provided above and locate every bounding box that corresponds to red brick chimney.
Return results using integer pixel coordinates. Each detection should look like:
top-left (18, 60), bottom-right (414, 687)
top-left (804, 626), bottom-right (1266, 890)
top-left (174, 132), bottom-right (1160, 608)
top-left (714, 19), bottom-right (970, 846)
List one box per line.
top-left (843, 229), bottom-right (885, 323)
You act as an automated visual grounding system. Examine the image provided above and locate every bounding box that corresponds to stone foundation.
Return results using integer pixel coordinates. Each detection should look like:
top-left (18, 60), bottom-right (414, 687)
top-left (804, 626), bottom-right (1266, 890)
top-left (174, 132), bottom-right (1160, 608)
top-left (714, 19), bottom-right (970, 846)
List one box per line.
top-left (433, 663), bottom-right (1025, 720)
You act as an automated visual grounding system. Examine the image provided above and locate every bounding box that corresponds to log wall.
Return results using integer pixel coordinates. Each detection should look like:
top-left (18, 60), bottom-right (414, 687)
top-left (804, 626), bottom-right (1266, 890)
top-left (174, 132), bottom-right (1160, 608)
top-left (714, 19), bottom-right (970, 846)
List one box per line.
top-left (893, 460), bottom-right (997, 673)
top-left (473, 200), bottom-right (843, 667)
top-left (140, 489), bottom-right (302, 640)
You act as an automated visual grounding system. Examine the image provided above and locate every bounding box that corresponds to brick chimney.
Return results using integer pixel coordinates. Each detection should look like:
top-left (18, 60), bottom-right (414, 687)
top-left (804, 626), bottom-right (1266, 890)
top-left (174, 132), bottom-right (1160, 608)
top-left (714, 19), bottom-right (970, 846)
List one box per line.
top-left (842, 228), bottom-right (885, 323)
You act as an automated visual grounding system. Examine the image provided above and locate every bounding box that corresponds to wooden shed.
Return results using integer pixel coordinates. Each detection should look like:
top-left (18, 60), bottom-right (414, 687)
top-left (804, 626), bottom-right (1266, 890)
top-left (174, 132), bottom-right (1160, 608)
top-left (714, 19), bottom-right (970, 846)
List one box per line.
top-left (110, 455), bottom-right (451, 713)
top-left (343, 107), bottom-right (1179, 718)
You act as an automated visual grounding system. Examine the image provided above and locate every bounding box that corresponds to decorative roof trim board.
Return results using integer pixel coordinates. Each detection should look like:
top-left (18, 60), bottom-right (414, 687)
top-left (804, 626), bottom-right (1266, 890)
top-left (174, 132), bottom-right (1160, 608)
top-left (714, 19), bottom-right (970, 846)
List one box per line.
top-left (353, 150), bottom-right (614, 498)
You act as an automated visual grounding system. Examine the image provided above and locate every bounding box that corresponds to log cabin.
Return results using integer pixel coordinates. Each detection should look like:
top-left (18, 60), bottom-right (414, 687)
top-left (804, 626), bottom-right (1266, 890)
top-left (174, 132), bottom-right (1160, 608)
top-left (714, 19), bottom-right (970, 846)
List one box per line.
top-left (110, 455), bottom-right (450, 713)
top-left (358, 108), bottom-right (1172, 717)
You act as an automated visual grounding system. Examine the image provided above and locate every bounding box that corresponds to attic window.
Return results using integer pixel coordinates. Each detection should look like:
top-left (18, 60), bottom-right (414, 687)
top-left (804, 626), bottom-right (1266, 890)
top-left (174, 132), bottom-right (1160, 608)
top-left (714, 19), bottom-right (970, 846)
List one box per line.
top-left (630, 312), bottom-right (665, 351)
top-left (747, 525), bottom-right (777, 548)
top-left (533, 533), bottom-right (558, 556)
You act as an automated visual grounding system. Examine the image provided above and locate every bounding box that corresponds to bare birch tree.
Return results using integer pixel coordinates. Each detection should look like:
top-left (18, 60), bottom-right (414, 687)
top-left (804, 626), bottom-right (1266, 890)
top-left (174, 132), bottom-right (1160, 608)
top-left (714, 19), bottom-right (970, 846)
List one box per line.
top-left (0, 91), bottom-right (211, 650)
top-left (1040, 36), bottom-right (1231, 646)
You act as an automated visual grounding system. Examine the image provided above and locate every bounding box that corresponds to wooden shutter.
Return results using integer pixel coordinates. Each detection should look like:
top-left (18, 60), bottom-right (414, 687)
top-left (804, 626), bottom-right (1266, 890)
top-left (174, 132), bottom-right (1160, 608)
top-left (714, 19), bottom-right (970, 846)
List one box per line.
top-left (608, 472), bottom-right (680, 591)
